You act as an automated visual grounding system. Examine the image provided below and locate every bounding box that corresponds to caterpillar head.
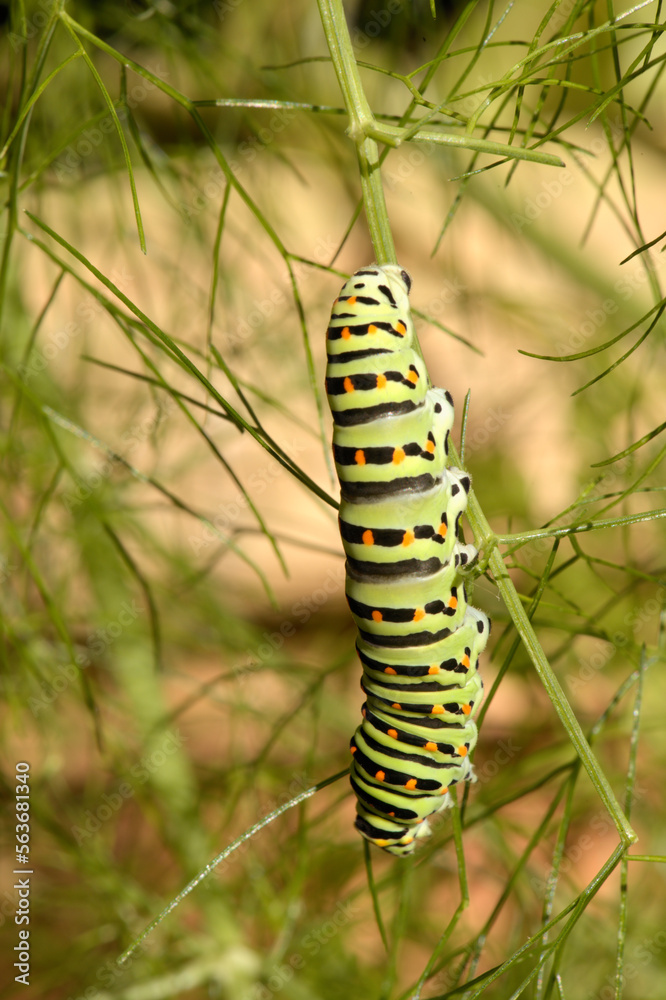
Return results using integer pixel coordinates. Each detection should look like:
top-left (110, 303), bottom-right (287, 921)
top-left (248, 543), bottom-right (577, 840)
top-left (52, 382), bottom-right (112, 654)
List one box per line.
top-left (377, 264), bottom-right (412, 297)
top-left (327, 264), bottom-right (415, 354)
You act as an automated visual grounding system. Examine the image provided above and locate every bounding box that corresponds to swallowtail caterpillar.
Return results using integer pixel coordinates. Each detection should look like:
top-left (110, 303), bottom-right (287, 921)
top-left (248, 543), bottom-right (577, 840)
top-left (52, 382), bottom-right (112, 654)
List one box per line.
top-left (325, 265), bottom-right (489, 856)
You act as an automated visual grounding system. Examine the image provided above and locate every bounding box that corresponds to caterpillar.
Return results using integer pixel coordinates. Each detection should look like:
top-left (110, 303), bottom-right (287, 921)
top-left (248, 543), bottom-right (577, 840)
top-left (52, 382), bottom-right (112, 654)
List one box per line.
top-left (325, 264), bottom-right (489, 857)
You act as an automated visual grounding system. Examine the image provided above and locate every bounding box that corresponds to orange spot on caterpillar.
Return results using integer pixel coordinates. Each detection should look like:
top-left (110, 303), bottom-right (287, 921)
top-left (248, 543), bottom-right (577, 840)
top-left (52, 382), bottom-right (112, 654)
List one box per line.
top-left (362, 707), bottom-right (367, 718)
top-left (461, 654), bottom-right (470, 669)
top-left (458, 746), bottom-right (468, 757)
top-left (388, 729), bottom-right (398, 739)
top-left (431, 705), bottom-right (444, 715)
top-left (438, 522), bottom-right (447, 537)
top-left (424, 741), bottom-right (438, 752)
top-left (376, 373), bottom-right (387, 388)
top-left (440, 786), bottom-right (449, 796)
top-left (367, 324), bottom-right (378, 334)
top-left (401, 530), bottom-right (414, 547)
top-left (372, 610), bottom-right (383, 622)
top-left (341, 326), bottom-right (351, 340)
top-left (347, 296), bottom-right (357, 305)
top-left (375, 770), bottom-right (386, 782)
top-left (462, 704), bottom-right (472, 715)
top-left (402, 836), bottom-right (414, 845)
top-left (362, 529), bottom-right (374, 546)
top-left (448, 595), bottom-right (458, 609)
top-left (355, 450), bottom-right (366, 465)
top-left (343, 376), bottom-right (354, 393)
top-left (376, 838), bottom-right (389, 846)
top-left (392, 703), bottom-right (402, 710)
top-left (350, 746), bottom-right (356, 754)
top-left (428, 664), bottom-right (440, 675)
top-left (384, 666), bottom-right (397, 675)
top-left (413, 608), bottom-right (425, 622)
top-left (405, 778), bottom-right (417, 790)
top-left (407, 369), bottom-right (419, 384)
top-left (425, 439), bottom-right (435, 453)
top-left (395, 321), bottom-right (406, 336)
top-left (392, 448), bottom-right (405, 464)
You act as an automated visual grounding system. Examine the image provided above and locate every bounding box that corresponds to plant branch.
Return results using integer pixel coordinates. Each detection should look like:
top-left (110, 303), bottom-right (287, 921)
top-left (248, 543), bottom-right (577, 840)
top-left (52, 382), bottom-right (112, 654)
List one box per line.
top-left (452, 439), bottom-right (637, 849)
top-left (317, 0), bottom-right (396, 263)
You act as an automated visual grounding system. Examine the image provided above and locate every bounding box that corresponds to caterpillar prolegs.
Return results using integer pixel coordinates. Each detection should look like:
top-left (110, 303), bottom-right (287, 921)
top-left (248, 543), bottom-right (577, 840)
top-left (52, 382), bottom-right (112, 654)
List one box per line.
top-left (325, 265), bottom-right (489, 857)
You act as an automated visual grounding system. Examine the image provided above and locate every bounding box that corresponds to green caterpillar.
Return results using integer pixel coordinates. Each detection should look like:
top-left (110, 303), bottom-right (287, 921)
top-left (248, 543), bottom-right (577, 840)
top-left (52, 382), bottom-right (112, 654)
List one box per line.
top-left (325, 265), bottom-right (489, 856)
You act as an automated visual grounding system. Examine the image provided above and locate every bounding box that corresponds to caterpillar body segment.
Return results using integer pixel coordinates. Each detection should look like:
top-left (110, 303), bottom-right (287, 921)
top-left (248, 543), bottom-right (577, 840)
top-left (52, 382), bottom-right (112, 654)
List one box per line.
top-left (326, 265), bottom-right (489, 856)
top-left (338, 468), bottom-right (473, 576)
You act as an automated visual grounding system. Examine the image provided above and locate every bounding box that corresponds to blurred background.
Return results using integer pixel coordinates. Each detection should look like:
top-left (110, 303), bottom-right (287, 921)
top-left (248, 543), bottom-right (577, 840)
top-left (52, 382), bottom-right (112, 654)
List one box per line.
top-left (1, 1), bottom-right (665, 997)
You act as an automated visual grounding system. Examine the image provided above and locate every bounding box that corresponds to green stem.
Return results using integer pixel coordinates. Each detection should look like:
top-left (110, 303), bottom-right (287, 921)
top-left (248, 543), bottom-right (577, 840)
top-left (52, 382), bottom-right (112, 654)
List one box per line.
top-left (452, 440), bottom-right (637, 848)
top-left (356, 136), bottom-right (396, 263)
top-left (316, 0), bottom-right (396, 264)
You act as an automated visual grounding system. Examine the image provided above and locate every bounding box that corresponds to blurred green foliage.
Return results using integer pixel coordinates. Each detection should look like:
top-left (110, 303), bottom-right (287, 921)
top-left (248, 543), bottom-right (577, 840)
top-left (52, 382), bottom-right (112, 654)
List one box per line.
top-left (1, 1), bottom-right (666, 998)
